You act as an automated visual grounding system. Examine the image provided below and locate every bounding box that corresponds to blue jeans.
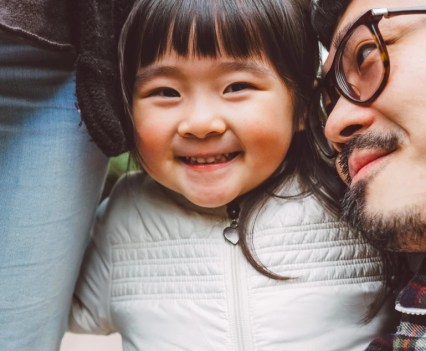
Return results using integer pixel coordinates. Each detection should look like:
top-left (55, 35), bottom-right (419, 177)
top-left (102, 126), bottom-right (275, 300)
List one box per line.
top-left (0, 37), bottom-right (109, 350)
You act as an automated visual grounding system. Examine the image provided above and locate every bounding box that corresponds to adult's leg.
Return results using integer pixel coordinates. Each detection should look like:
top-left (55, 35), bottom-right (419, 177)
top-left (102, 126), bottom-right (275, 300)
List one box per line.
top-left (0, 36), bottom-right (109, 350)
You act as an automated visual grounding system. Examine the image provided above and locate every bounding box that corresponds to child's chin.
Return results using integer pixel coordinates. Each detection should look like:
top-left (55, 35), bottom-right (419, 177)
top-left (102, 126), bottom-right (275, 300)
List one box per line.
top-left (186, 193), bottom-right (235, 209)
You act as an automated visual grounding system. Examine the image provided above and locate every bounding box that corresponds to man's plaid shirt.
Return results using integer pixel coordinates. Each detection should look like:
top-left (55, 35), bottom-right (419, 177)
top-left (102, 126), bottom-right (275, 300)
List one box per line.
top-left (366, 260), bottom-right (426, 351)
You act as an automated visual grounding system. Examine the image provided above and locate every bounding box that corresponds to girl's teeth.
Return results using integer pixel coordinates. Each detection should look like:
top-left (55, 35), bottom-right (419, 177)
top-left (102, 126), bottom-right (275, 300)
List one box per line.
top-left (186, 153), bottom-right (233, 164)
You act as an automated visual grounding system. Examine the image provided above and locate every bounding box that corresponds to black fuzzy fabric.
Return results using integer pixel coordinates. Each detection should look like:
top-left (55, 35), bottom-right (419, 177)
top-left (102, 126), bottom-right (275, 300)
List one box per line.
top-left (76, 0), bottom-right (134, 156)
top-left (0, 0), bottom-right (135, 156)
top-left (0, 0), bottom-right (77, 51)
top-left (311, 0), bottom-right (350, 50)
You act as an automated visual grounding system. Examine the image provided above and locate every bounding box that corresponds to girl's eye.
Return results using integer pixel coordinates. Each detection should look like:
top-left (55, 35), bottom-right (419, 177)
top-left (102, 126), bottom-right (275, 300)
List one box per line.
top-left (224, 82), bottom-right (254, 94)
top-left (149, 88), bottom-right (180, 98)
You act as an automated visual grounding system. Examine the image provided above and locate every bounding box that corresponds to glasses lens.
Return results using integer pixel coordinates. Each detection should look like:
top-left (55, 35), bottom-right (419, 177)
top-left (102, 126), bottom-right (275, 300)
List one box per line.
top-left (338, 24), bottom-right (385, 102)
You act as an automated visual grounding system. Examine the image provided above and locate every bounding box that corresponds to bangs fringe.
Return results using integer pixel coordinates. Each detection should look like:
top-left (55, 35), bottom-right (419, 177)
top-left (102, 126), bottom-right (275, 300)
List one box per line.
top-left (137, 0), bottom-right (267, 65)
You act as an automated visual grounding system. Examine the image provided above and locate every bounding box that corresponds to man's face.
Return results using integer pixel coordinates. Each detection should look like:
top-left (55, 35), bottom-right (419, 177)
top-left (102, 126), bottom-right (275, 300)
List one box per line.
top-left (323, 0), bottom-right (426, 251)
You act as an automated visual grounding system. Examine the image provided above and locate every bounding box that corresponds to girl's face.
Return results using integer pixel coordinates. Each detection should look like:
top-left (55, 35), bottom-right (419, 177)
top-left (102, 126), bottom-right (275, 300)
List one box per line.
top-left (132, 52), bottom-right (294, 208)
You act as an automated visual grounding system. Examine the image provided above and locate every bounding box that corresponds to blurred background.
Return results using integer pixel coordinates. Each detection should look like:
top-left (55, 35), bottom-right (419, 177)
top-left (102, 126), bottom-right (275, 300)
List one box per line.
top-left (60, 333), bottom-right (122, 351)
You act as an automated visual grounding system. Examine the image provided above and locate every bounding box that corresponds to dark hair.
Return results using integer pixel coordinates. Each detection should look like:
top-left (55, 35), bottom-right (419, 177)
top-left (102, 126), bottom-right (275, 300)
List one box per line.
top-left (310, 0), bottom-right (351, 50)
top-left (118, 0), bottom-right (345, 279)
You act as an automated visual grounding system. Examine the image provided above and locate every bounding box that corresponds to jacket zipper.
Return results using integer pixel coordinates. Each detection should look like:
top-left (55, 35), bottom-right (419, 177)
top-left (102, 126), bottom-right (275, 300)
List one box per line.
top-left (227, 243), bottom-right (252, 351)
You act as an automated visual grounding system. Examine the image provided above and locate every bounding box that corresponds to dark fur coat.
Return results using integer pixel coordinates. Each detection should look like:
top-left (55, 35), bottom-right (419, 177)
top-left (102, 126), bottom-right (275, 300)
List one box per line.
top-left (0, 0), bottom-right (135, 156)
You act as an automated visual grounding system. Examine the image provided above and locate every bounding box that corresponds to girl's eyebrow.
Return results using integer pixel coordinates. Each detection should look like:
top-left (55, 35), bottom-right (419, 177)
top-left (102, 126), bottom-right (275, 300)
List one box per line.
top-left (218, 61), bottom-right (273, 77)
top-left (135, 61), bottom-right (273, 85)
top-left (135, 66), bottom-right (183, 86)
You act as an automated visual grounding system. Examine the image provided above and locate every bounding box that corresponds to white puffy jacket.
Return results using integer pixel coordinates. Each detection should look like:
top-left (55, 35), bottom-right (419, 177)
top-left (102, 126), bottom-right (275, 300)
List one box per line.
top-left (70, 172), bottom-right (395, 351)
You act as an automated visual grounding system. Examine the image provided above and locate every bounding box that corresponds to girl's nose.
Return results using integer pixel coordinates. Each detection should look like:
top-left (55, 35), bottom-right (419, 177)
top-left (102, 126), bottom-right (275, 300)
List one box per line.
top-left (324, 97), bottom-right (375, 153)
top-left (177, 102), bottom-right (227, 139)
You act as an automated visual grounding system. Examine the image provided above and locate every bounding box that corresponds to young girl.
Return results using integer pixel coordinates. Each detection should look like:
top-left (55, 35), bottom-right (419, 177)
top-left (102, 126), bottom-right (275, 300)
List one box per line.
top-left (69, 0), bottom-right (396, 349)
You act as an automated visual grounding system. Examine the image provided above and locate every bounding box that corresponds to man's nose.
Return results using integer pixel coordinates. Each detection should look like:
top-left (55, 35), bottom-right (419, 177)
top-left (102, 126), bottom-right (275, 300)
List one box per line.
top-left (177, 100), bottom-right (227, 139)
top-left (324, 97), bottom-right (375, 153)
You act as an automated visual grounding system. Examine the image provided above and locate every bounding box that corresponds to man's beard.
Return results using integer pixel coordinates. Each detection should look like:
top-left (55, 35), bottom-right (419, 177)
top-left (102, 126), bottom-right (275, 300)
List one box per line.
top-left (338, 132), bottom-right (426, 251)
top-left (341, 179), bottom-right (426, 251)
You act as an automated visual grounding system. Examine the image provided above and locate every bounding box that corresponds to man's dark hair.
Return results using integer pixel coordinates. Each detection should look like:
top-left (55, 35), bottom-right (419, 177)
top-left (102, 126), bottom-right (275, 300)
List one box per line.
top-left (311, 0), bottom-right (350, 50)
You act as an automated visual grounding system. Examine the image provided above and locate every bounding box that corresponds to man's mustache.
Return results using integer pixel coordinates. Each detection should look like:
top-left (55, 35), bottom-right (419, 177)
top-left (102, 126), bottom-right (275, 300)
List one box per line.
top-left (337, 132), bottom-right (399, 184)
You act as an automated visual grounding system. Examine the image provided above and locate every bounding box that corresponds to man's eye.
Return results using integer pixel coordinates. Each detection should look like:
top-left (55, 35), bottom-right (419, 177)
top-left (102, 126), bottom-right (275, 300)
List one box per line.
top-left (224, 82), bottom-right (254, 93)
top-left (149, 88), bottom-right (180, 97)
top-left (356, 43), bottom-right (377, 68)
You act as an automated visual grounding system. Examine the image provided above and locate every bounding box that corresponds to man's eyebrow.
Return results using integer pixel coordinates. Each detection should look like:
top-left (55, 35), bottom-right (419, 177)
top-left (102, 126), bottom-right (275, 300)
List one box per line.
top-left (331, 20), bottom-right (355, 51)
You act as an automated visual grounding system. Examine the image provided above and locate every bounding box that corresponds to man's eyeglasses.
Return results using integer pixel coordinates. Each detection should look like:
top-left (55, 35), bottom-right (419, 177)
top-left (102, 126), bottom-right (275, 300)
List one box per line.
top-left (310, 7), bottom-right (426, 158)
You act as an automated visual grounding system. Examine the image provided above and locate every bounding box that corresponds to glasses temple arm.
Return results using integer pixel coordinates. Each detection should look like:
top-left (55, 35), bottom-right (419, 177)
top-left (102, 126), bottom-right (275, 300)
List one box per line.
top-left (378, 7), bottom-right (426, 18)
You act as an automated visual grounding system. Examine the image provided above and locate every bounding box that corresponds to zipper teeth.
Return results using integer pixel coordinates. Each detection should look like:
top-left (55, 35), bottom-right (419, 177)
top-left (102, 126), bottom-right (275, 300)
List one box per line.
top-left (231, 245), bottom-right (246, 351)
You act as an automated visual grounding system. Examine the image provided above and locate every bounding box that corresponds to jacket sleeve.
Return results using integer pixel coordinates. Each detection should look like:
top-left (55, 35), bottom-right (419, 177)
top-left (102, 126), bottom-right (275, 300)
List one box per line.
top-left (68, 200), bottom-right (115, 334)
top-left (75, 0), bottom-right (134, 156)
